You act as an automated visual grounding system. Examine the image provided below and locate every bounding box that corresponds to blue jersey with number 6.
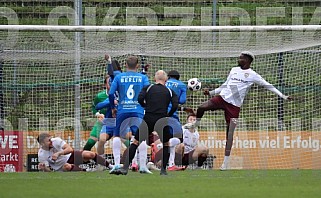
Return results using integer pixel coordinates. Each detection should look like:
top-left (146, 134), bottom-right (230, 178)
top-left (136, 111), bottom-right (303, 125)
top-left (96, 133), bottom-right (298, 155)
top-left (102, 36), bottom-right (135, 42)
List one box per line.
top-left (109, 71), bottom-right (149, 115)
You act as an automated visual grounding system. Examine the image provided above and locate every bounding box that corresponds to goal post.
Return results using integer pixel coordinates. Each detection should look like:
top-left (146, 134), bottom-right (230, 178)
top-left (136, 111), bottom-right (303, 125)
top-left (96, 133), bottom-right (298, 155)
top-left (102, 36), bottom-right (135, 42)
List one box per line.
top-left (0, 25), bottom-right (321, 169)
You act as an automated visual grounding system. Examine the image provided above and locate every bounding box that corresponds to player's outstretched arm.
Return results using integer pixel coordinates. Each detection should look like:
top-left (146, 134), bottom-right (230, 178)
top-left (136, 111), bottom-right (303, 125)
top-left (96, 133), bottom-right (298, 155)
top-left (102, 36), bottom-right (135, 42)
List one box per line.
top-left (95, 98), bottom-right (110, 110)
top-left (254, 74), bottom-right (292, 100)
top-left (105, 54), bottom-right (114, 76)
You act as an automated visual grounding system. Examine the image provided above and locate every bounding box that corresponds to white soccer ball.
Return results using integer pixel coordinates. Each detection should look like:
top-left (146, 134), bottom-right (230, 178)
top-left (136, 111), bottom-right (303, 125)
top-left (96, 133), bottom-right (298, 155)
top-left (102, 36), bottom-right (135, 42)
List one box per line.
top-left (187, 78), bottom-right (202, 91)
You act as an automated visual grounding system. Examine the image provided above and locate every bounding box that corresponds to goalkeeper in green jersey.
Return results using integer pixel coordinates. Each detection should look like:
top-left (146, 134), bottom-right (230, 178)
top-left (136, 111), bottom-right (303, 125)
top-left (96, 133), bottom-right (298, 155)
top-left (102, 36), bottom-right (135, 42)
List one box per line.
top-left (83, 55), bottom-right (121, 151)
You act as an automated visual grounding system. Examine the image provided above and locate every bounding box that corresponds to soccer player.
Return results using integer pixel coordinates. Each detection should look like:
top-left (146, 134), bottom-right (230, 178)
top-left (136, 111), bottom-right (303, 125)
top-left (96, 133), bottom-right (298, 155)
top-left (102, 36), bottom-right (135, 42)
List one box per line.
top-left (153, 113), bottom-right (209, 169)
top-left (177, 113), bottom-right (208, 168)
top-left (164, 70), bottom-right (187, 171)
top-left (108, 55), bottom-right (150, 172)
top-left (83, 56), bottom-right (121, 151)
top-left (189, 51), bottom-right (292, 170)
top-left (37, 133), bottom-right (111, 172)
top-left (94, 75), bottom-right (117, 157)
top-left (116, 70), bottom-right (179, 176)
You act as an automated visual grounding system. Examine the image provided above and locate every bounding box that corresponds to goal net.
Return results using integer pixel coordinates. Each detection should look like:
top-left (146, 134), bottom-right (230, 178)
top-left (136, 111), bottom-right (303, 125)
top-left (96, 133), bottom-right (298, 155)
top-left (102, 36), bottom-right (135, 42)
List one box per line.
top-left (0, 25), bottom-right (321, 170)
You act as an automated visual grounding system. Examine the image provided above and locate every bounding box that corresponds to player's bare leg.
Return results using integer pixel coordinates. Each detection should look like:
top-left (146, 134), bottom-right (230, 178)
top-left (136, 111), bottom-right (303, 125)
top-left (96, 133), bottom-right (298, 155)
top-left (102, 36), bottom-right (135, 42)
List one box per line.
top-left (82, 150), bottom-right (111, 169)
top-left (196, 100), bottom-right (215, 119)
top-left (186, 99), bottom-right (215, 128)
top-left (167, 138), bottom-right (184, 171)
top-left (63, 163), bottom-right (84, 172)
top-left (221, 118), bottom-right (238, 171)
top-left (97, 133), bottom-right (109, 156)
top-left (192, 145), bottom-right (209, 168)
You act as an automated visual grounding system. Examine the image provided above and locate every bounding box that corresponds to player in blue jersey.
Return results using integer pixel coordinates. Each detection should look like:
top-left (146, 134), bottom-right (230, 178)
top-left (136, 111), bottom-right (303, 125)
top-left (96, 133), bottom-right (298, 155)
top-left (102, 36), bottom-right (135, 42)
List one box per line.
top-left (94, 74), bottom-right (117, 158)
top-left (108, 55), bottom-right (150, 173)
top-left (163, 70), bottom-right (187, 171)
top-left (116, 70), bottom-right (179, 176)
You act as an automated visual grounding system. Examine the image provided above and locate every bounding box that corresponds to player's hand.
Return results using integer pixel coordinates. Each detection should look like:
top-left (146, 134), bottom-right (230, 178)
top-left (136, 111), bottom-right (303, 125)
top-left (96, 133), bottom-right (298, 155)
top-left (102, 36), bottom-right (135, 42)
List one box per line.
top-left (38, 163), bottom-right (46, 170)
top-left (112, 108), bottom-right (117, 118)
top-left (203, 88), bottom-right (210, 96)
top-left (51, 153), bottom-right (59, 161)
top-left (105, 54), bottom-right (112, 63)
top-left (144, 64), bottom-right (151, 72)
top-left (286, 96), bottom-right (294, 100)
top-left (104, 54), bottom-right (109, 60)
top-left (114, 100), bottom-right (118, 106)
top-left (97, 113), bottom-right (105, 122)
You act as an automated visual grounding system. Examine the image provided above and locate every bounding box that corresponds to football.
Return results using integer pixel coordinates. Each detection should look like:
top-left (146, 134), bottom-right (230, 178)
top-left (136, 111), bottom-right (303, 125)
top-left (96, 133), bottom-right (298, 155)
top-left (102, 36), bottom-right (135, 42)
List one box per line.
top-left (187, 78), bottom-right (202, 91)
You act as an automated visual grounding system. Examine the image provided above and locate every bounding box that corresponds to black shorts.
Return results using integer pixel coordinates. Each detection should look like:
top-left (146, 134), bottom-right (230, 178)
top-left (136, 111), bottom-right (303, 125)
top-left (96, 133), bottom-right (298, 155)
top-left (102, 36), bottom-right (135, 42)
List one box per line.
top-left (67, 150), bottom-right (83, 165)
top-left (174, 150), bottom-right (196, 166)
top-left (135, 114), bottom-right (173, 145)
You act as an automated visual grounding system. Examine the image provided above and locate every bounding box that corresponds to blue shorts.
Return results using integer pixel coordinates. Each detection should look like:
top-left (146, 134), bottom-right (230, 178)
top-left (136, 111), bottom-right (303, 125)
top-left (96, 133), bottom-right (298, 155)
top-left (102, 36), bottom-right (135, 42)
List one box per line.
top-left (100, 125), bottom-right (114, 136)
top-left (168, 116), bottom-right (183, 137)
top-left (100, 118), bottom-right (116, 136)
top-left (114, 112), bottom-right (144, 138)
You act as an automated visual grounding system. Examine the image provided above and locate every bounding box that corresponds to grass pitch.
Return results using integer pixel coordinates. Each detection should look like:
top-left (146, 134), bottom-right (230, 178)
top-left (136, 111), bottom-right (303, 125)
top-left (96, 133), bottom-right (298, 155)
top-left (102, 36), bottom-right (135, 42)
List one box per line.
top-left (0, 170), bottom-right (320, 198)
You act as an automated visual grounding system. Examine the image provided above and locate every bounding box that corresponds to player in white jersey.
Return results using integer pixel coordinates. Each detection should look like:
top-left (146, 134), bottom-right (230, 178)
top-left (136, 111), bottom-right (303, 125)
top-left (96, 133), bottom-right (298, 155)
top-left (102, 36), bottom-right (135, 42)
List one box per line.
top-left (175, 113), bottom-right (209, 168)
top-left (189, 51), bottom-right (292, 171)
top-left (37, 133), bottom-right (111, 172)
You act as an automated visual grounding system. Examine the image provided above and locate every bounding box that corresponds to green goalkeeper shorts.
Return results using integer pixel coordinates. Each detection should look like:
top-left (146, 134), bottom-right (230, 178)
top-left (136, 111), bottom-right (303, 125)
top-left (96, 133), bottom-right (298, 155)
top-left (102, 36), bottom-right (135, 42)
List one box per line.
top-left (89, 121), bottom-right (103, 139)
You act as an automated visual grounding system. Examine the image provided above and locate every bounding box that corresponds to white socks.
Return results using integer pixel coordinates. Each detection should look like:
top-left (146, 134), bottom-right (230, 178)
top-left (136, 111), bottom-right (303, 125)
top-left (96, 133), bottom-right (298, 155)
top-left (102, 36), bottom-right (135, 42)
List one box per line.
top-left (138, 141), bottom-right (148, 169)
top-left (220, 156), bottom-right (230, 170)
top-left (168, 138), bottom-right (181, 167)
top-left (223, 156), bottom-right (230, 164)
top-left (112, 137), bottom-right (121, 165)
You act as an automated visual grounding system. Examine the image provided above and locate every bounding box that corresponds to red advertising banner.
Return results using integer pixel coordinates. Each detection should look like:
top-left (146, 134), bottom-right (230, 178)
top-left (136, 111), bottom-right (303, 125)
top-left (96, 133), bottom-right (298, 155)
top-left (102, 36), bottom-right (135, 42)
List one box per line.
top-left (0, 131), bottom-right (23, 172)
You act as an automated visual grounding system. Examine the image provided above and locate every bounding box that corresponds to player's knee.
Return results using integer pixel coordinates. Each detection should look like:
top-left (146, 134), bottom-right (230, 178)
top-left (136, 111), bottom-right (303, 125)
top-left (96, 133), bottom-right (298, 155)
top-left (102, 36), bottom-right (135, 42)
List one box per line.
top-left (175, 143), bottom-right (184, 154)
top-left (99, 136), bottom-right (107, 143)
top-left (178, 143), bottom-right (184, 150)
top-left (199, 153), bottom-right (207, 158)
top-left (63, 163), bottom-right (72, 171)
top-left (169, 137), bottom-right (181, 147)
top-left (199, 146), bottom-right (209, 154)
top-left (82, 150), bottom-right (95, 159)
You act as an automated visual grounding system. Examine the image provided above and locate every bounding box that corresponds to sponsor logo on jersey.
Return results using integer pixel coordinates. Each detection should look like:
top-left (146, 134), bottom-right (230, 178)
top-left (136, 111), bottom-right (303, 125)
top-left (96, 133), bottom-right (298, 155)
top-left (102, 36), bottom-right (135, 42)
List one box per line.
top-left (231, 77), bottom-right (249, 83)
